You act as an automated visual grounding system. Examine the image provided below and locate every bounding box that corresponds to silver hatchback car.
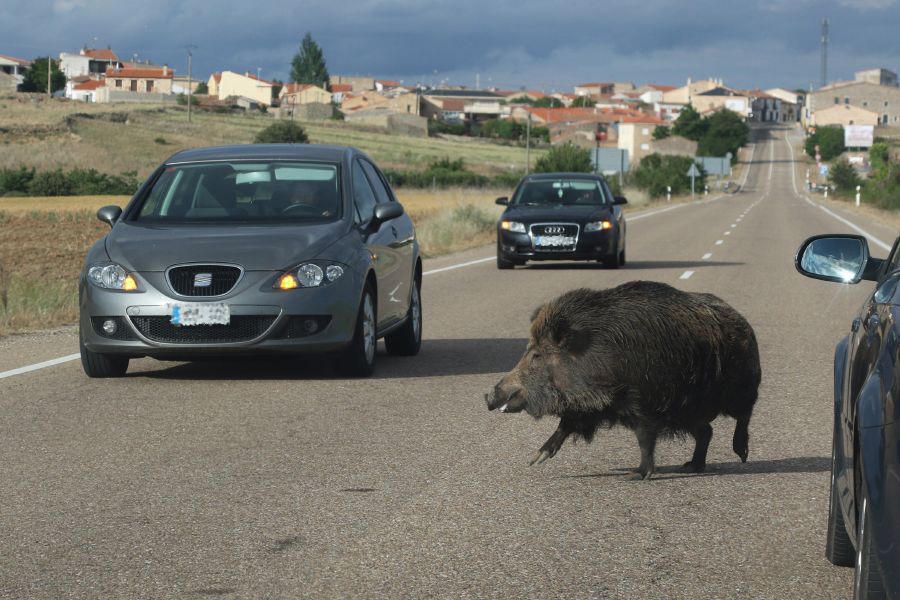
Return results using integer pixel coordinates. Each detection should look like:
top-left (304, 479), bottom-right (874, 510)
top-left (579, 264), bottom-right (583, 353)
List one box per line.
top-left (79, 144), bottom-right (422, 377)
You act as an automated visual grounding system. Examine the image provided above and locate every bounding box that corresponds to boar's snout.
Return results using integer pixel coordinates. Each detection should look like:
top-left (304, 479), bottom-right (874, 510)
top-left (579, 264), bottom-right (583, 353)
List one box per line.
top-left (486, 376), bottom-right (527, 413)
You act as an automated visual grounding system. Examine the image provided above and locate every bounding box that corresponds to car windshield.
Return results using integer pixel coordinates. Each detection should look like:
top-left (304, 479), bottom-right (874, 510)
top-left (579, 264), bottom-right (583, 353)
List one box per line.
top-left (512, 179), bottom-right (608, 206)
top-left (132, 161), bottom-right (342, 223)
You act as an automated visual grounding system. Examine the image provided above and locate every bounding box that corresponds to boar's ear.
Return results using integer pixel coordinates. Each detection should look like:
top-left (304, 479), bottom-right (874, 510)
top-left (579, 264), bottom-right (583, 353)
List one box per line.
top-left (530, 303), bottom-right (546, 323)
top-left (551, 318), bottom-right (592, 356)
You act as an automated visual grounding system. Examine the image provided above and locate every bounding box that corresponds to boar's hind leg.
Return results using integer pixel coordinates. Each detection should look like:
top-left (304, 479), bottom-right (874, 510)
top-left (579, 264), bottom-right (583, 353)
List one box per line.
top-left (732, 414), bottom-right (751, 463)
top-left (630, 426), bottom-right (659, 481)
top-left (681, 423), bottom-right (713, 473)
top-left (530, 417), bottom-right (576, 466)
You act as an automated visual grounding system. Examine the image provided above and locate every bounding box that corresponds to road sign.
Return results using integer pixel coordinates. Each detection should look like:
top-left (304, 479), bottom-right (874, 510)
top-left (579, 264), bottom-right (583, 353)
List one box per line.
top-left (687, 164), bottom-right (701, 177)
top-left (819, 164), bottom-right (829, 177)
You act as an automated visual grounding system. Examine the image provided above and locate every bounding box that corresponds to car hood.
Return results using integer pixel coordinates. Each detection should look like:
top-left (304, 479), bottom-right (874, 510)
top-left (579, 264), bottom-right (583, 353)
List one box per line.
top-left (106, 221), bottom-right (347, 271)
top-left (502, 204), bottom-right (614, 223)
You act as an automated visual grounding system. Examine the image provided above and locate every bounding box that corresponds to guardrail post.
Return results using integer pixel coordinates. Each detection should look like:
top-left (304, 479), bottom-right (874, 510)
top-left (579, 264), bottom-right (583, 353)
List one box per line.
top-left (666, 186), bottom-right (671, 203)
top-left (855, 185), bottom-right (861, 207)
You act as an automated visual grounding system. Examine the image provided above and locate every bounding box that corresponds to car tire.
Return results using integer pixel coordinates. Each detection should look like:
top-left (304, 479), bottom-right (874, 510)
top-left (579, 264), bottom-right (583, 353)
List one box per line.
top-left (497, 254), bottom-right (516, 269)
top-left (79, 334), bottom-right (129, 378)
top-left (385, 278), bottom-right (422, 356)
top-left (854, 496), bottom-right (885, 599)
top-left (618, 247), bottom-right (626, 267)
top-left (338, 285), bottom-right (377, 377)
top-left (826, 440), bottom-right (854, 567)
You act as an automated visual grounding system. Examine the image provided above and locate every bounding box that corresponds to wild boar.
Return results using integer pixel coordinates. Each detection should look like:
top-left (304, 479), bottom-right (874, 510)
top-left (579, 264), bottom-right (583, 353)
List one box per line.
top-left (485, 281), bottom-right (761, 480)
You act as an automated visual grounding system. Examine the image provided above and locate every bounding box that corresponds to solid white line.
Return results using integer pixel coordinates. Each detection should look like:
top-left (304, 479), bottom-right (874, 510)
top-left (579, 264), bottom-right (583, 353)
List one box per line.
top-left (715, 240), bottom-right (724, 245)
top-left (679, 271), bottom-right (695, 280)
top-left (627, 203), bottom-right (685, 222)
top-left (724, 231), bottom-right (731, 235)
top-left (782, 131), bottom-right (892, 252)
top-left (738, 141), bottom-right (757, 189)
top-left (423, 256), bottom-right (495, 276)
top-left (0, 353), bottom-right (80, 380)
top-left (702, 253), bottom-right (712, 260)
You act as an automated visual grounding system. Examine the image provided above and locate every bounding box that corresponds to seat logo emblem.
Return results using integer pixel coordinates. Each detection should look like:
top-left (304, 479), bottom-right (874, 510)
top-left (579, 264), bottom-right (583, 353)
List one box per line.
top-left (194, 273), bottom-right (213, 287)
top-left (544, 226), bottom-right (564, 234)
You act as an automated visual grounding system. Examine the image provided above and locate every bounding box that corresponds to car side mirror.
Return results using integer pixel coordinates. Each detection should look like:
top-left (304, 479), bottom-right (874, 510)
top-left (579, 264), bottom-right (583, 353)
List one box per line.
top-left (795, 234), bottom-right (882, 283)
top-left (97, 205), bottom-right (122, 228)
top-left (613, 196), bottom-right (628, 205)
top-left (372, 201), bottom-right (404, 226)
top-left (495, 197), bottom-right (509, 206)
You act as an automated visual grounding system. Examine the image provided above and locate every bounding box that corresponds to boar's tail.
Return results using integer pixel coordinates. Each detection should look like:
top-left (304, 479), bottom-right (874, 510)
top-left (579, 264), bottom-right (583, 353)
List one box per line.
top-left (732, 413), bottom-right (751, 463)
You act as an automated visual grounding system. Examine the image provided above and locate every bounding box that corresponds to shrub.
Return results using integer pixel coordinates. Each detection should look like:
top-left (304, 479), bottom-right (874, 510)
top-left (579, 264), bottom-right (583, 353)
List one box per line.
top-left (176, 93), bottom-right (199, 106)
top-left (428, 120), bottom-right (467, 136)
top-left (195, 81), bottom-right (209, 95)
top-left (805, 126), bottom-right (845, 162)
top-left (631, 153), bottom-right (706, 198)
top-left (415, 204), bottom-right (497, 257)
top-left (0, 167), bottom-right (35, 195)
top-left (254, 121), bottom-right (309, 144)
top-left (672, 105), bottom-right (707, 141)
top-left (154, 137), bottom-right (167, 145)
top-left (828, 159), bottom-right (861, 194)
top-left (27, 170), bottom-right (73, 196)
top-left (533, 143), bottom-right (593, 173)
top-left (652, 126), bottom-right (671, 140)
top-left (697, 109), bottom-right (749, 161)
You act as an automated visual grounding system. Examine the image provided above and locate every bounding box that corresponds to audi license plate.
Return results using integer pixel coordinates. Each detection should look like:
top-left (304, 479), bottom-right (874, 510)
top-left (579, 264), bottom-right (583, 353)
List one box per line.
top-left (534, 235), bottom-right (576, 248)
top-left (169, 303), bottom-right (230, 326)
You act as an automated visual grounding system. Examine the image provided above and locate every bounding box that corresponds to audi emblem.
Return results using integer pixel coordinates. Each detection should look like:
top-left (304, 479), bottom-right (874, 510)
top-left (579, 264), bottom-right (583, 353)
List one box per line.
top-left (543, 226), bottom-right (565, 235)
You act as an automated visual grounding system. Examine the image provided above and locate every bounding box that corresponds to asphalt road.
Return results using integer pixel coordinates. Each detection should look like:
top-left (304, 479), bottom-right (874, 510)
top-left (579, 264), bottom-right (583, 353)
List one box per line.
top-left (0, 125), bottom-right (895, 599)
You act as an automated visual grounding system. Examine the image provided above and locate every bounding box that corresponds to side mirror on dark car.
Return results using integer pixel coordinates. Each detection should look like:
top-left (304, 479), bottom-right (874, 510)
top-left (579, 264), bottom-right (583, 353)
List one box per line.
top-left (613, 196), bottom-right (628, 205)
top-left (495, 197), bottom-right (509, 206)
top-left (97, 205), bottom-right (123, 228)
top-left (372, 201), bottom-right (404, 226)
top-left (795, 234), bottom-right (883, 284)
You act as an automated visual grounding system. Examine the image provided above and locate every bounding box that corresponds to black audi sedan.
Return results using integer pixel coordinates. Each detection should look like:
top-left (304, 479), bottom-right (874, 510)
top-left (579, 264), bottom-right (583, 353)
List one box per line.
top-left (796, 233), bottom-right (900, 599)
top-left (495, 172), bottom-right (627, 269)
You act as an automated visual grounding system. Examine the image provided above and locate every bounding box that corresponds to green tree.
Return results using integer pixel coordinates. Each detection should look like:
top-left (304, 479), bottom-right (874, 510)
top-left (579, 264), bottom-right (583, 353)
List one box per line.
top-left (20, 57), bottom-right (66, 93)
top-left (697, 109), bottom-right (749, 160)
top-left (652, 125), bottom-right (671, 140)
top-left (271, 78), bottom-right (284, 98)
top-left (254, 121), bottom-right (309, 144)
top-left (508, 95), bottom-right (535, 105)
top-left (195, 81), bottom-right (209, 94)
top-left (533, 97), bottom-right (564, 108)
top-left (571, 96), bottom-right (594, 108)
top-left (829, 159), bottom-right (861, 193)
top-left (290, 33), bottom-right (330, 88)
top-left (533, 143), bottom-right (593, 173)
top-left (805, 126), bottom-right (845, 162)
top-left (671, 105), bottom-right (707, 141)
top-left (631, 153), bottom-right (706, 198)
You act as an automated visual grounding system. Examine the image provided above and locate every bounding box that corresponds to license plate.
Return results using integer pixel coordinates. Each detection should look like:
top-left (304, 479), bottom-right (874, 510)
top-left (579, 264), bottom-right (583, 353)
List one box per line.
top-left (534, 235), bottom-right (575, 247)
top-left (169, 303), bottom-right (230, 326)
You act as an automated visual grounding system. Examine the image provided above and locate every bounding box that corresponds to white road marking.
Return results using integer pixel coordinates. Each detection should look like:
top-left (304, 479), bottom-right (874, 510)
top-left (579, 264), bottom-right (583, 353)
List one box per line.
top-left (782, 132), bottom-right (892, 252)
top-left (423, 256), bottom-right (495, 276)
top-left (679, 271), bottom-right (695, 280)
top-left (715, 240), bottom-right (724, 245)
top-left (738, 142), bottom-right (757, 189)
top-left (702, 253), bottom-right (712, 260)
top-left (730, 224), bottom-right (736, 228)
top-left (724, 231), bottom-right (731, 236)
top-left (0, 354), bottom-right (80, 380)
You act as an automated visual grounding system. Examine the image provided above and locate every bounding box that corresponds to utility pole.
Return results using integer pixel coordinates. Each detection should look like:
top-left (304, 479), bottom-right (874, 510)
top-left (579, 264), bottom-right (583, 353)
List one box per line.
top-left (47, 56), bottom-right (51, 97)
top-left (525, 111), bottom-right (532, 174)
top-left (186, 45), bottom-right (197, 123)
top-left (820, 18), bottom-right (829, 88)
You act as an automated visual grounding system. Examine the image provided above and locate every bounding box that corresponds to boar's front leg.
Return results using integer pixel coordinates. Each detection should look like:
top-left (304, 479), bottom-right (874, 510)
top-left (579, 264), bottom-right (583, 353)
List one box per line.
top-left (530, 416), bottom-right (576, 465)
top-left (630, 425), bottom-right (659, 481)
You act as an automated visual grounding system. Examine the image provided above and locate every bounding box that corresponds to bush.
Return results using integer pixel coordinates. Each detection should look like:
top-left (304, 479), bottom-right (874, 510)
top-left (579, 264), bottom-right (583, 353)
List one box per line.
top-left (652, 126), bottom-right (670, 140)
top-left (805, 126), bottom-right (845, 162)
top-left (828, 159), bottom-right (861, 194)
top-left (0, 167), bottom-right (138, 197)
top-left (428, 120), bottom-right (467, 136)
top-left (533, 143), bottom-right (593, 173)
top-left (697, 109), bottom-right (749, 161)
top-left (27, 170), bottom-right (73, 196)
top-left (672, 105), bottom-right (707, 141)
top-left (176, 93), bottom-right (199, 106)
top-left (631, 154), bottom-right (706, 198)
top-left (254, 121), bottom-right (309, 144)
top-left (195, 81), bottom-right (209, 95)
top-left (0, 167), bottom-right (35, 195)
top-left (154, 137), bottom-right (167, 145)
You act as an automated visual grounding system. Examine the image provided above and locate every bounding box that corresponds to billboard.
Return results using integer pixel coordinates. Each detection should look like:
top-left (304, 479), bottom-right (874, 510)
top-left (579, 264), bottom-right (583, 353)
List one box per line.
top-left (845, 125), bottom-right (874, 148)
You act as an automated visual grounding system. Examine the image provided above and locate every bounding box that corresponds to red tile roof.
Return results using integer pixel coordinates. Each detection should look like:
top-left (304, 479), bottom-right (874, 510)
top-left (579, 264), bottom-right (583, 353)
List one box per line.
top-left (525, 106), bottom-right (662, 125)
top-left (330, 83), bottom-right (352, 93)
top-left (74, 79), bottom-right (106, 91)
top-left (106, 67), bottom-right (174, 79)
top-left (0, 54), bottom-right (31, 66)
top-left (281, 83), bottom-right (313, 94)
top-left (646, 84), bottom-right (676, 92)
top-left (212, 72), bottom-right (222, 83)
top-left (575, 82), bottom-right (614, 88)
top-left (377, 79), bottom-right (402, 87)
top-left (82, 48), bottom-right (119, 61)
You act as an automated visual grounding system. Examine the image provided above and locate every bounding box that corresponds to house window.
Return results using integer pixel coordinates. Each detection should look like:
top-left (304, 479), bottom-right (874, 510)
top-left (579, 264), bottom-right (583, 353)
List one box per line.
top-left (885, 101), bottom-right (890, 107)
top-left (862, 101), bottom-right (868, 107)
top-left (130, 79), bottom-right (137, 92)
top-left (834, 97), bottom-right (839, 104)
top-left (115, 79), bottom-right (122, 88)
top-left (844, 97), bottom-right (849, 104)
top-left (146, 80), bottom-right (153, 92)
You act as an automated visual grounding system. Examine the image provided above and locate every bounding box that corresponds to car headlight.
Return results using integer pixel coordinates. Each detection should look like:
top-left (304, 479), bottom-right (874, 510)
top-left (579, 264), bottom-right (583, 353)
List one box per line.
top-left (584, 220), bottom-right (613, 232)
top-left (87, 263), bottom-right (140, 291)
top-left (275, 262), bottom-right (345, 290)
top-left (500, 221), bottom-right (527, 233)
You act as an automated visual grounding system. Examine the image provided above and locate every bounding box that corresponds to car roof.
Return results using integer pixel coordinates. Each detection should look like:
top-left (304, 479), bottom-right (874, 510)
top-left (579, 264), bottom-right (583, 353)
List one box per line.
top-left (165, 144), bottom-right (356, 165)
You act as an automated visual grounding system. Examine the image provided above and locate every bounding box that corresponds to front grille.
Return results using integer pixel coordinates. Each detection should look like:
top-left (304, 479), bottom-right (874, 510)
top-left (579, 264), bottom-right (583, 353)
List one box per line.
top-left (530, 223), bottom-right (579, 252)
top-left (129, 315), bottom-right (276, 344)
top-left (167, 265), bottom-right (241, 297)
top-left (91, 316), bottom-right (136, 340)
top-left (274, 316), bottom-right (332, 339)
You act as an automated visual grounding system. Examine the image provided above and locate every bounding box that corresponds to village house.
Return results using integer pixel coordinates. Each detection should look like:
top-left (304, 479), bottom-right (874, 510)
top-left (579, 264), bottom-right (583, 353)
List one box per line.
top-left (68, 78), bottom-right (105, 102)
top-left (765, 88), bottom-right (804, 122)
top-left (330, 83), bottom-right (352, 103)
top-left (59, 47), bottom-right (121, 79)
top-left (104, 65), bottom-right (173, 94)
top-left (661, 79), bottom-right (721, 105)
top-left (617, 114), bottom-right (667, 164)
top-left (280, 83), bottom-right (332, 106)
top-left (809, 104), bottom-right (880, 128)
top-left (692, 87), bottom-right (752, 118)
top-left (330, 75), bottom-right (375, 92)
top-left (0, 54), bottom-right (31, 90)
top-left (806, 68), bottom-right (900, 127)
top-left (212, 71), bottom-right (274, 106)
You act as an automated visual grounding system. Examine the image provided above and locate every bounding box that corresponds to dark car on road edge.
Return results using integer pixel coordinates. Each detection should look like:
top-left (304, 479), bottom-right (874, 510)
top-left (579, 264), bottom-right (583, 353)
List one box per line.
top-left (495, 172), bottom-right (627, 269)
top-left (79, 144), bottom-right (422, 378)
top-left (796, 232), bottom-right (900, 599)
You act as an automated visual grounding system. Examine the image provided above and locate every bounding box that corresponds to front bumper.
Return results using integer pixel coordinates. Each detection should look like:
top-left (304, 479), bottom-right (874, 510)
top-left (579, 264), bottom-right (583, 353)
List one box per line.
top-left (79, 269), bottom-right (360, 357)
top-left (497, 228), bottom-right (617, 261)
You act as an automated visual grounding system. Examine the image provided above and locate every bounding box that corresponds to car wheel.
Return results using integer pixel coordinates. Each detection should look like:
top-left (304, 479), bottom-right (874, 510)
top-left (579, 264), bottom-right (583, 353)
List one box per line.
top-left (338, 285), bottom-right (377, 377)
top-left (497, 254), bottom-right (516, 269)
top-left (618, 247), bottom-right (626, 267)
top-left (79, 332), bottom-right (129, 378)
top-left (826, 438), bottom-right (854, 567)
top-left (385, 277), bottom-right (422, 356)
top-left (854, 496), bottom-right (885, 599)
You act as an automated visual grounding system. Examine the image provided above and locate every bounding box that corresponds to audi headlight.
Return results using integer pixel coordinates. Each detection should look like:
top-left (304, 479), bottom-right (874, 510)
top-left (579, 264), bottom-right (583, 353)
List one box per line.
top-left (275, 262), bottom-right (345, 290)
top-left (500, 220), bottom-right (527, 233)
top-left (585, 220), bottom-right (613, 232)
top-left (87, 264), bottom-right (140, 291)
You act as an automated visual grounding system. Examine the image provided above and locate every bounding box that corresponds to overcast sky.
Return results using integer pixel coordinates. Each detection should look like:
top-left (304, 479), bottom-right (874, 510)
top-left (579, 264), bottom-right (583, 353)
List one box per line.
top-left (3, 0), bottom-right (899, 92)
